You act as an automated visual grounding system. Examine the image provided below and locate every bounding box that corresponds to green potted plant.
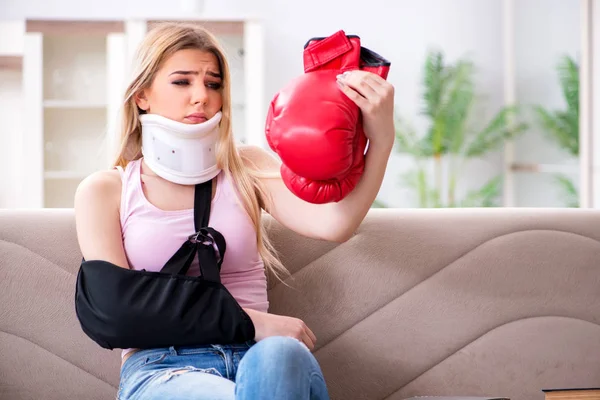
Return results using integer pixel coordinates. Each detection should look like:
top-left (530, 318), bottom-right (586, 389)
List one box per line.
top-left (533, 55), bottom-right (579, 208)
top-left (375, 49), bottom-right (528, 208)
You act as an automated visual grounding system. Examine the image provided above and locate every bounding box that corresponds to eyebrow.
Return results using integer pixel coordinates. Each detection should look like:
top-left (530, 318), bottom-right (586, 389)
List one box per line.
top-left (169, 70), bottom-right (222, 78)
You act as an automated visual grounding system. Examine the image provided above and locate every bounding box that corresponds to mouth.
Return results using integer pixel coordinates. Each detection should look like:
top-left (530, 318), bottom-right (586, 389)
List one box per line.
top-left (184, 113), bottom-right (208, 123)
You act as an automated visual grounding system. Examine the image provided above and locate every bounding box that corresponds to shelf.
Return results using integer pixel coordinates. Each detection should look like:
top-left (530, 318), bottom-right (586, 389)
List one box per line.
top-left (0, 55), bottom-right (23, 71)
top-left (27, 20), bottom-right (124, 35)
top-left (514, 172), bottom-right (579, 208)
top-left (44, 99), bottom-right (107, 109)
top-left (43, 107), bottom-right (109, 173)
top-left (42, 34), bottom-right (107, 104)
top-left (147, 20), bottom-right (245, 35)
top-left (510, 163), bottom-right (580, 174)
top-left (44, 178), bottom-right (80, 208)
top-left (44, 170), bottom-right (89, 180)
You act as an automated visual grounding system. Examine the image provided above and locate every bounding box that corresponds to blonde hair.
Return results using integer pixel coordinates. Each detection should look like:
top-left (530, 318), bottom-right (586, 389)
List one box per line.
top-left (112, 22), bottom-right (287, 281)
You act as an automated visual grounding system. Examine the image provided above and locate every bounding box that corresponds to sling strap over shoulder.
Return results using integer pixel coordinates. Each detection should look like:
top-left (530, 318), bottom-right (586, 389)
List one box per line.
top-left (160, 179), bottom-right (226, 282)
top-left (75, 177), bottom-right (255, 350)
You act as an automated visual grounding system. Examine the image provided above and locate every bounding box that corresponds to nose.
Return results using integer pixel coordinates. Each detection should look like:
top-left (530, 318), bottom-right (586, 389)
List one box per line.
top-left (191, 83), bottom-right (209, 105)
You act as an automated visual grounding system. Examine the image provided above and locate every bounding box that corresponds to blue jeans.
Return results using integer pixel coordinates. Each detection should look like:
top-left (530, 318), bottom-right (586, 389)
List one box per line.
top-left (117, 336), bottom-right (330, 400)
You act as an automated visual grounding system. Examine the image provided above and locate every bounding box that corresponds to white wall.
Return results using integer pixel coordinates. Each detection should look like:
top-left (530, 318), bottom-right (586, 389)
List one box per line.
top-left (0, 0), bottom-right (582, 208)
top-left (0, 0), bottom-right (255, 20)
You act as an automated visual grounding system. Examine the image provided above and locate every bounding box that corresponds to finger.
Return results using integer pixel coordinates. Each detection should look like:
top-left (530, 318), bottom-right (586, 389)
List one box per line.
top-left (338, 72), bottom-right (378, 99)
top-left (343, 70), bottom-right (386, 89)
top-left (301, 331), bottom-right (315, 351)
top-left (305, 325), bottom-right (317, 345)
top-left (336, 79), bottom-right (369, 109)
top-left (364, 72), bottom-right (388, 87)
top-left (365, 75), bottom-right (391, 97)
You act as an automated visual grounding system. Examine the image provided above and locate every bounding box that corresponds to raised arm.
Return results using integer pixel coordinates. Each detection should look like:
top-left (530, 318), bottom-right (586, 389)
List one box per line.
top-left (243, 70), bottom-right (395, 243)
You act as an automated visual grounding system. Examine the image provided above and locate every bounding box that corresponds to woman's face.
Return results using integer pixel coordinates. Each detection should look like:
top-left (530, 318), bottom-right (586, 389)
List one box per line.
top-left (135, 49), bottom-right (224, 124)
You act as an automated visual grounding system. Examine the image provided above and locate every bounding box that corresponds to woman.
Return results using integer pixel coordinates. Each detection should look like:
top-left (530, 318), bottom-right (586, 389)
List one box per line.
top-left (74, 22), bottom-right (395, 400)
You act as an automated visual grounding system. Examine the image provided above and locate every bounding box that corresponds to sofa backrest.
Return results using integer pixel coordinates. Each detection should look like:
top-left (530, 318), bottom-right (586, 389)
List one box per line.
top-left (1, 208), bottom-right (599, 400)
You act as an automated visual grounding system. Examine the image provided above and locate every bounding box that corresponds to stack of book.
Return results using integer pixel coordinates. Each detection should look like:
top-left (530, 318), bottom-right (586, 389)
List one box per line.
top-left (543, 388), bottom-right (600, 400)
top-left (403, 397), bottom-right (509, 400)
top-left (402, 388), bottom-right (600, 400)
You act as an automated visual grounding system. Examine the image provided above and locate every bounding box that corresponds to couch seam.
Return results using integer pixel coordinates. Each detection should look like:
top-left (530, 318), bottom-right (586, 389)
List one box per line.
top-left (0, 329), bottom-right (118, 390)
top-left (0, 239), bottom-right (77, 278)
top-left (314, 229), bottom-right (600, 354)
top-left (379, 315), bottom-right (600, 400)
top-left (269, 238), bottom-right (348, 291)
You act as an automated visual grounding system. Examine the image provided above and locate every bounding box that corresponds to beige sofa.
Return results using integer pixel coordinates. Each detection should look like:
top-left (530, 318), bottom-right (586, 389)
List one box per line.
top-left (1, 207), bottom-right (599, 400)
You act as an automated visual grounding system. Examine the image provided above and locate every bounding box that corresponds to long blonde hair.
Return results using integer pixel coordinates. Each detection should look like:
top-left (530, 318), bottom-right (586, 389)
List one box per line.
top-left (112, 22), bottom-right (287, 281)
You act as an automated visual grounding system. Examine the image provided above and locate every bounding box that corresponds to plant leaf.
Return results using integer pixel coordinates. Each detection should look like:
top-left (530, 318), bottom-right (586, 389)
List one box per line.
top-left (400, 166), bottom-right (430, 207)
top-left (557, 55), bottom-right (579, 116)
top-left (443, 59), bottom-right (475, 155)
top-left (371, 198), bottom-right (388, 208)
top-left (421, 49), bottom-right (457, 155)
top-left (459, 175), bottom-right (503, 207)
top-left (394, 115), bottom-right (432, 157)
top-left (421, 50), bottom-right (447, 119)
top-left (534, 55), bottom-right (579, 156)
top-left (534, 106), bottom-right (578, 156)
top-left (464, 106), bottom-right (528, 157)
top-left (553, 174), bottom-right (579, 208)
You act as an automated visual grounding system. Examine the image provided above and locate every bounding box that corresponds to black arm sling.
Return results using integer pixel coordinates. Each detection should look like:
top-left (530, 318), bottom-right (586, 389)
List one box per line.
top-left (75, 178), bottom-right (256, 350)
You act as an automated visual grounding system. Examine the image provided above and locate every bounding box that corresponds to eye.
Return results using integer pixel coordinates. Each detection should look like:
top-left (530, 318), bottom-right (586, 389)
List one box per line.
top-left (172, 80), bottom-right (190, 86)
top-left (207, 82), bottom-right (222, 90)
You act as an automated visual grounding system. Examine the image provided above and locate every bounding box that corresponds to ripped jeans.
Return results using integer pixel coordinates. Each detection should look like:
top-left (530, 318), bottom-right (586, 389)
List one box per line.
top-left (117, 336), bottom-right (330, 400)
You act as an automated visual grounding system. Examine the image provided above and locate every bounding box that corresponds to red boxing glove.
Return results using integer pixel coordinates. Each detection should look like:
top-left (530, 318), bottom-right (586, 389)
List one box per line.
top-left (265, 30), bottom-right (390, 204)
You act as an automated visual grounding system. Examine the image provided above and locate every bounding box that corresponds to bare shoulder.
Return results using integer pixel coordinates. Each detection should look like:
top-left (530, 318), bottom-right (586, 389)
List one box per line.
top-left (238, 144), bottom-right (281, 172)
top-left (74, 169), bottom-right (122, 211)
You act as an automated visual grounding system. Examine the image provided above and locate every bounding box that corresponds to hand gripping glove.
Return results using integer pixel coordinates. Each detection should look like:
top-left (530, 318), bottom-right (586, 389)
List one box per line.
top-left (265, 30), bottom-right (390, 204)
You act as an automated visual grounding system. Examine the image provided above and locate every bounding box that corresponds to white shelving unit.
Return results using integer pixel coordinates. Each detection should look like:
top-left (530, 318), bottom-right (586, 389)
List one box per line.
top-left (20, 21), bottom-right (126, 208)
top-left (0, 22), bottom-right (25, 209)
top-left (2, 17), bottom-right (265, 209)
top-left (43, 100), bottom-right (108, 109)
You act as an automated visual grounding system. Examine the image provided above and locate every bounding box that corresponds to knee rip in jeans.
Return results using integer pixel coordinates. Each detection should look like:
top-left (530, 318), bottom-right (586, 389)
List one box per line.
top-left (158, 366), bottom-right (223, 383)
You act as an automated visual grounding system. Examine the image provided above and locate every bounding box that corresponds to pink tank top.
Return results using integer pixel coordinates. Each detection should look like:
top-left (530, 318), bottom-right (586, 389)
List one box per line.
top-left (117, 158), bottom-right (268, 357)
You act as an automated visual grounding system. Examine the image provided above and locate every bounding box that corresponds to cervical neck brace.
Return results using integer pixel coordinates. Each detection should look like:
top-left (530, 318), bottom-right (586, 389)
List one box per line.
top-left (140, 112), bottom-right (222, 185)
